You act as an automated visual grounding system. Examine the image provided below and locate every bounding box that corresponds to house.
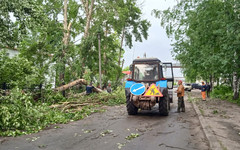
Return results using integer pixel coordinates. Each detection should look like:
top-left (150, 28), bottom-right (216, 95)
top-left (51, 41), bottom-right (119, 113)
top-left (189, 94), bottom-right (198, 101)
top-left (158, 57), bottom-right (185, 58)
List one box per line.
top-left (122, 71), bottom-right (131, 82)
top-left (0, 47), bottom-right (19, 58)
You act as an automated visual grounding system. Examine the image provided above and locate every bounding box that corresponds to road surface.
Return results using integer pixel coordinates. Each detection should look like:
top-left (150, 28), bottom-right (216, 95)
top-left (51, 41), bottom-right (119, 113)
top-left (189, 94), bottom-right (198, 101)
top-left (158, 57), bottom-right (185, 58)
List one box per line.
top-left (0, 91), bottom-right (209, 150)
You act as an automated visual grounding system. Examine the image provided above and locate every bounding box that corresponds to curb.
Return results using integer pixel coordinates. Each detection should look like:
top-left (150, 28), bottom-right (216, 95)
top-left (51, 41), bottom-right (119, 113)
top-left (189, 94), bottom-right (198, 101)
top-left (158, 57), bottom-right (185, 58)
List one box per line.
top-left (191, 101), bottom-right (222, 150)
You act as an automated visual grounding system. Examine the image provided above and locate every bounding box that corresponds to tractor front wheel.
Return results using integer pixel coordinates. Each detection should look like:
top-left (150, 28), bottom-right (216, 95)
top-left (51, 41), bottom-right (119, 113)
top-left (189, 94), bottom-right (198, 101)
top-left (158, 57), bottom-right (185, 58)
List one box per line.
top-left (126, 96), bottom-right (138, 115)
top-left (159, 96), bottom-right (169, 116)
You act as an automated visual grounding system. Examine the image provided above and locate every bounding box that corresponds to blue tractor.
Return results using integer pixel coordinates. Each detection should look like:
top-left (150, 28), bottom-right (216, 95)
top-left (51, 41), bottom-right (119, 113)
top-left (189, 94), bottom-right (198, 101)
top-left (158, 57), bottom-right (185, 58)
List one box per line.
top-left (125, 58), bottom-right (174, 116)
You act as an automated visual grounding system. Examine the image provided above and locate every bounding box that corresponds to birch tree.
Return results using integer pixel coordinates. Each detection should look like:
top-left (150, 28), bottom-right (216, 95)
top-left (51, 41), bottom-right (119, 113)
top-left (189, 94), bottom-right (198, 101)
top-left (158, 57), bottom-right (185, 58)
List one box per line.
top-left (154, 0), bottom-right (240, 99)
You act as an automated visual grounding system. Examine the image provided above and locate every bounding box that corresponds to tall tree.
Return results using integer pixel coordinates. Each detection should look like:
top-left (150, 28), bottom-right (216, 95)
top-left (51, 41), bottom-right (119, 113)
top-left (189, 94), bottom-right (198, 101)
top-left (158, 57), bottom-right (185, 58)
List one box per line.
top-left (153, 0), bottom-right (240, 99)
top-left (79, 0), bottom-right (151, 83)
top-left (81, 0), bottom-right (95, 38)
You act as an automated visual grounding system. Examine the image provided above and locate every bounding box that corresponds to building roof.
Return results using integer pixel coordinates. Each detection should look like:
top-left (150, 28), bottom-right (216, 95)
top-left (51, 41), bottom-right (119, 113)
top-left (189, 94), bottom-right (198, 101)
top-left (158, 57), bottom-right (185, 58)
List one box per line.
top-left (122, 71), bottom-right (131, 75)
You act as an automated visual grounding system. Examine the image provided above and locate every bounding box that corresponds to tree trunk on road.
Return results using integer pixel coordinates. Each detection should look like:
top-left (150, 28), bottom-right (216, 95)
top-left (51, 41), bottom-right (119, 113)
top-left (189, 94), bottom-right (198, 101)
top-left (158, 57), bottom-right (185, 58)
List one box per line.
top-left (55, 79), bottom-right (87, 92)
top-left (55, 79), bottom-right (102, 93)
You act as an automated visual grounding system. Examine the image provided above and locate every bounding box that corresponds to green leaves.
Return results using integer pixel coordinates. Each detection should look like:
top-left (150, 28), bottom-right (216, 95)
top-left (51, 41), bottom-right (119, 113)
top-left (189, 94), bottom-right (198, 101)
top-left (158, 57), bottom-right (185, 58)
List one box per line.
top-left (0, 0), bottom-right (48, 47)
top-left (0, 0), bottom-right (150, 136)
top-left (0, 50), bottom-right (41, 89)
top-left (154, 0), bottom-right (240, 84)
top-left (125, 133), bottom-right (140, 140)
top-left (0, 85), bottom-right (126, 137)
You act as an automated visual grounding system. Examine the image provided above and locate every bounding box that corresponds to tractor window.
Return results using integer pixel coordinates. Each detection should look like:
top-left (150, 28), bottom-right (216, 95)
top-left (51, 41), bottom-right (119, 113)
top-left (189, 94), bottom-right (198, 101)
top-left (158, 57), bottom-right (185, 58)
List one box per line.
top-left (133, 64), bottom-right (159, 81)
top-left (162, 63), bottom-right (174, 89)
top-left (162, 63), bottom-right (173, 78)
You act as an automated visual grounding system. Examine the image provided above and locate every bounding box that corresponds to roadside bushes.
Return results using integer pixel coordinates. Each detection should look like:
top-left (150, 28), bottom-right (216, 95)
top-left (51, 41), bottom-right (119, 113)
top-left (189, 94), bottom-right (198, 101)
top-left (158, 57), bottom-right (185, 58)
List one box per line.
top-left (94, 86), bottom-right (125, 106)
top-left (0, 88), bottom-right (91, 136)
top-left (0, 88), bottom-right (63, 136)
top-left (0, 51), bottom-right (42, 90)
top-left (211, 85), bottom-right (240, 103)
top-left (0, 51), bottom-right (127, 137)
top-left (0, 87), bottom-right (126, 136)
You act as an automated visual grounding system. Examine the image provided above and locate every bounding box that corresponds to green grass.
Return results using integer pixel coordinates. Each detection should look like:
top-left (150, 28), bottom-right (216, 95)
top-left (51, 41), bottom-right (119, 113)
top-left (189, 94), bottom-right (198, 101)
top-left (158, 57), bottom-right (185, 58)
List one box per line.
top-left (218, 139), bottom-right (228, 150)
top-left (212, 110), bottom-right (218, 114)
top-left (211, 85), bottom-right (240, 105)
top-left (199, 108), bottom-right (204, 115)
top-left (187, 93), bottom-right (201, 103)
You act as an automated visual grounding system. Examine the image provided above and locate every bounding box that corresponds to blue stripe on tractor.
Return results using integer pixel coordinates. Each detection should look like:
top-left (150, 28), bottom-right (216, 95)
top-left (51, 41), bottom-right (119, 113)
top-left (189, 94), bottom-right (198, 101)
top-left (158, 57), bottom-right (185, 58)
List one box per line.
top-left (125, 81), bottom-right (136, 88)
top-left (156, 80), bottom-right (167, 88)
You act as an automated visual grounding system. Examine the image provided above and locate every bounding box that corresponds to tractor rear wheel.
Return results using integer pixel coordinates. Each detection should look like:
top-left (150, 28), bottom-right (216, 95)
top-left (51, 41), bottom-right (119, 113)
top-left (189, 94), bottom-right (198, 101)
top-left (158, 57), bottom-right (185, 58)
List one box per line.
top-left (159, 96), bottom-right (169, 116)
top-left (126, 96), bottom-right (138, 115)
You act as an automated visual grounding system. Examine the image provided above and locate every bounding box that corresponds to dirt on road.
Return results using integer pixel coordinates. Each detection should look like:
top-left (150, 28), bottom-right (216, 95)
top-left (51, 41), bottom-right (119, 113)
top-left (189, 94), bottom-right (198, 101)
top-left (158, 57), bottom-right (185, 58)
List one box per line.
top-left (0, 92), bottom-right (209, 150)
top-left (189, 90), bottom-right (240, 150)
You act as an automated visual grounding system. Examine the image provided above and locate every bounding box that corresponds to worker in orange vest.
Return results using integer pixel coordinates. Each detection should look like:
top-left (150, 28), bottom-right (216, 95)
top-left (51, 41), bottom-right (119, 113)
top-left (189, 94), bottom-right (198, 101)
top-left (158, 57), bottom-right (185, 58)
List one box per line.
top-left (175, 80), bottom-right (185, 113)
top-left (201, 82), bottom-right (207, 101)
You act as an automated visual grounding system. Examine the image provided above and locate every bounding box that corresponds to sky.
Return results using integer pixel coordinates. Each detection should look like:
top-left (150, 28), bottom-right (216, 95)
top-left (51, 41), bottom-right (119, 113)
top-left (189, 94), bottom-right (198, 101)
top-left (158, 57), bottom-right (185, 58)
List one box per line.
top-left (123, 0), bottom-right (183, 77)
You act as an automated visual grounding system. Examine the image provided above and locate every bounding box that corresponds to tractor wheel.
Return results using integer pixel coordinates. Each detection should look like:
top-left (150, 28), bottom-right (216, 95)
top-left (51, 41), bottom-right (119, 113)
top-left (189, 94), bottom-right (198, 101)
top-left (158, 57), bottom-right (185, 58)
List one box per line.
top-left (159, 96), bottom-right (169, 116)
top-left (126, 96), bottom-right (138, 115)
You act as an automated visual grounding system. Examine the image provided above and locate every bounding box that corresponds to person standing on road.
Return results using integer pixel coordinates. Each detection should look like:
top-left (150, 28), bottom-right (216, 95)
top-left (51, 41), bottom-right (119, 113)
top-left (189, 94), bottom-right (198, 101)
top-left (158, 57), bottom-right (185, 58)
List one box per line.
top-left (201, 82), bottom-right (207, 101)
top-left (206, 82), bottom-right (211, 98)
top-left (175, 80), bottom-right (185, 113)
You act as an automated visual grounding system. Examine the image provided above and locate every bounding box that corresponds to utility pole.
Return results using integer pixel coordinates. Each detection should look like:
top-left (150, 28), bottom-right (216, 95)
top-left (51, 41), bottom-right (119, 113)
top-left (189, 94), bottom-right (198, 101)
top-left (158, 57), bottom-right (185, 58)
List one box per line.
top-left (97, 31), bottom-right (102, 88)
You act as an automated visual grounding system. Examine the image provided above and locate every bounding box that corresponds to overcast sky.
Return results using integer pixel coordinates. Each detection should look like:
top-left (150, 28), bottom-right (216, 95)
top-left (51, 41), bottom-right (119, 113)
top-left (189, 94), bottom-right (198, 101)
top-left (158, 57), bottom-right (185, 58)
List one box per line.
top-left (123, 0), bottom-right (183, 77)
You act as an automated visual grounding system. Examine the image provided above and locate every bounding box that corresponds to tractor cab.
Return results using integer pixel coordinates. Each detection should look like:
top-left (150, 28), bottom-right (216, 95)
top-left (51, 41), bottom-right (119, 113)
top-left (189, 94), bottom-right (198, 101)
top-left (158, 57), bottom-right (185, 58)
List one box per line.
top-left (129, 58), bottom-right (174, 88)
top-left (125, 58), bottom-right (174, 116)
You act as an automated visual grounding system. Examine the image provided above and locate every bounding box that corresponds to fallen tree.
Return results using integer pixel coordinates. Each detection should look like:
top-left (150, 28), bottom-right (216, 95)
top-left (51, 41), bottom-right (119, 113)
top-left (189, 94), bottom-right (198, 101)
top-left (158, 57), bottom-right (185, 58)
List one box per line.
top-left (50, 101), bottom-right (100, 112)
top-left (50, 79), bottom-right (104, 112)
top-left (55, 79), bottom-right (87, 92)
top-left (54, 79), bottom-right (103, 93)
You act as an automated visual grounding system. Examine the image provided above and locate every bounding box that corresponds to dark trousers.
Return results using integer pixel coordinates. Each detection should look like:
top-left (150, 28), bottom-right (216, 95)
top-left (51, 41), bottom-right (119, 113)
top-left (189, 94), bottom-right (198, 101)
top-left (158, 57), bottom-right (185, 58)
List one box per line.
top-left (178, 97), bottom-right (185, 112)
top-left (206, 90), bottom-right (210, 98)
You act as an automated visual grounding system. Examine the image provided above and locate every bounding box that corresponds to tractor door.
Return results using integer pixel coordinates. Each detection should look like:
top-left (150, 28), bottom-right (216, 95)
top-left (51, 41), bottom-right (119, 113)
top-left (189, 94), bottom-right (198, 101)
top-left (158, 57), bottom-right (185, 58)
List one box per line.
top-left (162, 63), bottom-right (174, 89)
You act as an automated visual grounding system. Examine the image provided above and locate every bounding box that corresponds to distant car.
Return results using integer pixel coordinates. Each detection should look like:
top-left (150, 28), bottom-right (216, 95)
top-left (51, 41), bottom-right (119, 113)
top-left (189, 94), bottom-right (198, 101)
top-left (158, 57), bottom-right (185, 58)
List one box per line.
top-left (191, 83), bottom-right (201, 90)
top-left (183, 83), bottom-right (192, 91)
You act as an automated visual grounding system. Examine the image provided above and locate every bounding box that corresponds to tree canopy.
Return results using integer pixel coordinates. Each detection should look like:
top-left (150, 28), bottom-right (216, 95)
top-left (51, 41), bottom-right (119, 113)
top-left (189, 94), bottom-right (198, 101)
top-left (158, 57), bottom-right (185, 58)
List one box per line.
top-left (153, 0), bottom-right (240, 99)
top-left (0, 0), bottom-right (151, 136)
top-left (0, 0), bottom-right (150, 89)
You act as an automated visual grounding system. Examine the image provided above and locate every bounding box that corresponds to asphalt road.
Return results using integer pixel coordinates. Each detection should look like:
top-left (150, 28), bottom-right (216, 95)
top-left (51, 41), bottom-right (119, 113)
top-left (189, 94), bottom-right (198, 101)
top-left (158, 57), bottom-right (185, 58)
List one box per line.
top-left (0, 91), bottom-right (209, 150)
